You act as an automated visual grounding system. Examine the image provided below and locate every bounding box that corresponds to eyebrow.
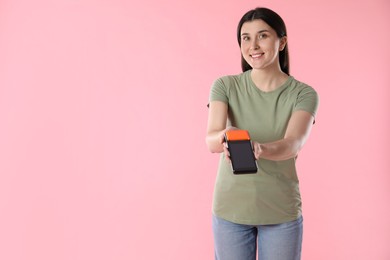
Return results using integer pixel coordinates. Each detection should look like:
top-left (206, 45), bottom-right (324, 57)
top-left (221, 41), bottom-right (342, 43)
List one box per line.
top-left (241, 30), bottom-right (270, 36)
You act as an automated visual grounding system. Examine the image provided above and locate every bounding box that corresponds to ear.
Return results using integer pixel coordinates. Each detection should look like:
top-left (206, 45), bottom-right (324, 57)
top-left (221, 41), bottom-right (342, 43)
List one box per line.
top-left (279, 36), bottom-right (287, 51)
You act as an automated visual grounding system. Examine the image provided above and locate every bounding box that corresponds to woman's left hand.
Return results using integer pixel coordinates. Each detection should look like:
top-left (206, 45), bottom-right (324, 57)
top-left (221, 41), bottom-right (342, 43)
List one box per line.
top-left (252, 141), bottom-right (263, 160)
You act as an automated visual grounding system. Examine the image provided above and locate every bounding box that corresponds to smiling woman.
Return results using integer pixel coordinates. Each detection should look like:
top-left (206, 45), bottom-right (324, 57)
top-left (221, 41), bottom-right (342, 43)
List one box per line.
top-left (0, 0), bottom-right (388, 259)
top-left (237, 7), bottom-right (289, 76)
top-left (239, 20), bottom-right (287, 78)
top-left (206, 7), bottom-right (319, 260)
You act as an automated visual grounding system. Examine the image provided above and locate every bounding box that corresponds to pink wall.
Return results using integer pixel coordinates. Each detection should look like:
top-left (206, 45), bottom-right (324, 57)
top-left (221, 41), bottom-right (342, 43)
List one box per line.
top-left (0, 0), bottom-right (389, 259)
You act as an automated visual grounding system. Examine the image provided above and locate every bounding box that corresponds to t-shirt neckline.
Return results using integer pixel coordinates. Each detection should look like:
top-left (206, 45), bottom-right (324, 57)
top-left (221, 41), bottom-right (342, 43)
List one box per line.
top-left (246, 70), bottom-right (293, 95)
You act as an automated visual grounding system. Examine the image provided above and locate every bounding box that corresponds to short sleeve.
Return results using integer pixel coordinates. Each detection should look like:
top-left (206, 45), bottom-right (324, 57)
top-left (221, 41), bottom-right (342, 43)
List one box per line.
top-left (209, 78), bottom-right (229, 104)
top-left (293, 86), bottom-right (319, 118)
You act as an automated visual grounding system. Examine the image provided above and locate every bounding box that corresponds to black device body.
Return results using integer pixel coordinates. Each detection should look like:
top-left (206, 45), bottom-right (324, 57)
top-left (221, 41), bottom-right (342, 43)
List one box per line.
top-left (225, 139), bottom-right (258, 174)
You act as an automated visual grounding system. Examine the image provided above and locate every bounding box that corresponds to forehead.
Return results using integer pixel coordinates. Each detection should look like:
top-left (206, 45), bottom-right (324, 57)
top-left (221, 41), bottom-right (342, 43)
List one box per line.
top-left (240, 19), bottom-right (274, 34)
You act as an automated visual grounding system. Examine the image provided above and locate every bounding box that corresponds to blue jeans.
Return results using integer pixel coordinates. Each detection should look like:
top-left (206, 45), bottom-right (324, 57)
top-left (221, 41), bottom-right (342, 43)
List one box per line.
top-left (212, 215), bottom-right (303, 260)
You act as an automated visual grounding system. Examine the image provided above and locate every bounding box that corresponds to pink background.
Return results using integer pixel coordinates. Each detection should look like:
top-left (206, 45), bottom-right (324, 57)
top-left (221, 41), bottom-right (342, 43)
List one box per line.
top-left (0, 0), bottom-right (389, 259)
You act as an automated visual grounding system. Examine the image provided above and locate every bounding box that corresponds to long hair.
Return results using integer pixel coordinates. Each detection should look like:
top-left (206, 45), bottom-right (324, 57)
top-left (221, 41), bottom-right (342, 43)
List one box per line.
top-left (237, 7), bottom-right (290, 75)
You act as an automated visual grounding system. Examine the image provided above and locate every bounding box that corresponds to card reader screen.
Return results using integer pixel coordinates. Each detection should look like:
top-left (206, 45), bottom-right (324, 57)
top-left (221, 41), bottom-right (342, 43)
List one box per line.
top-left (228, 140), bottom-right (257, 174)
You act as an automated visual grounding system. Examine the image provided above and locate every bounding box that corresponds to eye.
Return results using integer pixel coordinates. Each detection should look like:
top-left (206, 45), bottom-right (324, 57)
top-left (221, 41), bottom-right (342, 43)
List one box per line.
top-left (259, 33), bottom-right (268, 39)
top-left (242, 36), bottom-right (250, 41)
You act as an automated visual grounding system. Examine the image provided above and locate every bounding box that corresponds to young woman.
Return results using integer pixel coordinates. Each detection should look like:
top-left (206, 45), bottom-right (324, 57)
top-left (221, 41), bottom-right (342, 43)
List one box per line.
top-left (206, 7), bottom-right (319, 260)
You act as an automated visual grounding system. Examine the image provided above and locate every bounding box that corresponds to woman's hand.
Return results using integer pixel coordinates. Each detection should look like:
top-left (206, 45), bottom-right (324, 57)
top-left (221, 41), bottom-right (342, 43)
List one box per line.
top-left (252, 141), bottom-right (263, 160)
top-left (221, 126), bottom-right (239, 162)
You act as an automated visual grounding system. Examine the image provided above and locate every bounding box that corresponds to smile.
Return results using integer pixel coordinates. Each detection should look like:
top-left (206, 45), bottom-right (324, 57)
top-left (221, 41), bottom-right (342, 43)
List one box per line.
top-left (250, 53), bottom-right (264, 58)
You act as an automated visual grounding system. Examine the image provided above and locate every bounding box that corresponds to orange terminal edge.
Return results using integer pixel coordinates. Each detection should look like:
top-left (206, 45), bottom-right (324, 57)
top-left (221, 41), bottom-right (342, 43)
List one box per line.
top-left (225, 129), bottom-right (251, 141)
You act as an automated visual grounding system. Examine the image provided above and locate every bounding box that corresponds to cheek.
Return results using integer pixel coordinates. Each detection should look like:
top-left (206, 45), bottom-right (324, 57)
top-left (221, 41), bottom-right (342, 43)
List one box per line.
top-left (272, 41), bottom-right (281, 51)
top-left (240, 43), bottom-right (249, 54)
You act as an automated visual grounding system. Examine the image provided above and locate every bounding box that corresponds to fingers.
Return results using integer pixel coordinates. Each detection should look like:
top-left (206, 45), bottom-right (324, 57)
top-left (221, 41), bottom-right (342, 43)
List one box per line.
top-left (219, 133), bottom-right (225, 144)
top-left (221, 126), bottom-right (240, 162)
top-left (252, 141), bottom-right (261, 160)
top-left (223, 142), bottom-right (231, 162)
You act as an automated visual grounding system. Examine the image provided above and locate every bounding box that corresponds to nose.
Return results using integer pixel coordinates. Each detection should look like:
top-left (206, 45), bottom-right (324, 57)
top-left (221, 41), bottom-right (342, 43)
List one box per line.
top-left (250, 38), bottom-right (260, 50)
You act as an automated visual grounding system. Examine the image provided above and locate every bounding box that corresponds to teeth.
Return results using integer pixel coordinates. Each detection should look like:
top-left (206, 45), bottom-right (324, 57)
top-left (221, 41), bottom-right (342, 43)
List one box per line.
top-left (251, 54), bottom-right (263, 58)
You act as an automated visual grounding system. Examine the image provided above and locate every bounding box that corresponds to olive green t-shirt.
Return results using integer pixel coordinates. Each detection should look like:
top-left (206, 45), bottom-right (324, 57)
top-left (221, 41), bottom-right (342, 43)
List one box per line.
top-left (209, 70), bottom-right (319, 225)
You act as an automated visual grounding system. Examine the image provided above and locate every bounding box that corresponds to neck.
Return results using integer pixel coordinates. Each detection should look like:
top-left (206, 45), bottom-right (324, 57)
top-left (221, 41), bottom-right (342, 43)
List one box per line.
top-left (250, 67), bottom-right (289, 92)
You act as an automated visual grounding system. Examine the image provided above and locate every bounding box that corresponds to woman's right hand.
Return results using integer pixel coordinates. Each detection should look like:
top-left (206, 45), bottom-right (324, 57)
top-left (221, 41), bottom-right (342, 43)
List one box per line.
top-left (220, 126), bottom-right (239, 162)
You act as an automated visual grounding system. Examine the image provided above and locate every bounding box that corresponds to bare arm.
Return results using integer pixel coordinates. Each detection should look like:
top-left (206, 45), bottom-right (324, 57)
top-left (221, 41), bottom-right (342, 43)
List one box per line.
top-left (206, 101), bottom-right (235, 153)
top-left (253, 110), bottom-right (315, 161)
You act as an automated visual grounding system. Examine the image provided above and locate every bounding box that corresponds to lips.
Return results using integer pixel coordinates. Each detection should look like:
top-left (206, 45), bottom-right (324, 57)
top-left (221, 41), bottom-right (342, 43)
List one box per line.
top-left (250, 53), bottom-right (264, 58)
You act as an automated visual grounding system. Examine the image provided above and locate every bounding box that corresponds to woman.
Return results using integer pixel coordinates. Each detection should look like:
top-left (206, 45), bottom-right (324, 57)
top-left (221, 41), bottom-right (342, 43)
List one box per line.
top-left (206, 7), bottom-right (319, 260)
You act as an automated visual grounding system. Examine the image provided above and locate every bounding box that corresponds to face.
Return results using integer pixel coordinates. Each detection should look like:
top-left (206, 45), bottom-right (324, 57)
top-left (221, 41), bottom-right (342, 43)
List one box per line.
top-left (240, 19), bottom-right (287, 71)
